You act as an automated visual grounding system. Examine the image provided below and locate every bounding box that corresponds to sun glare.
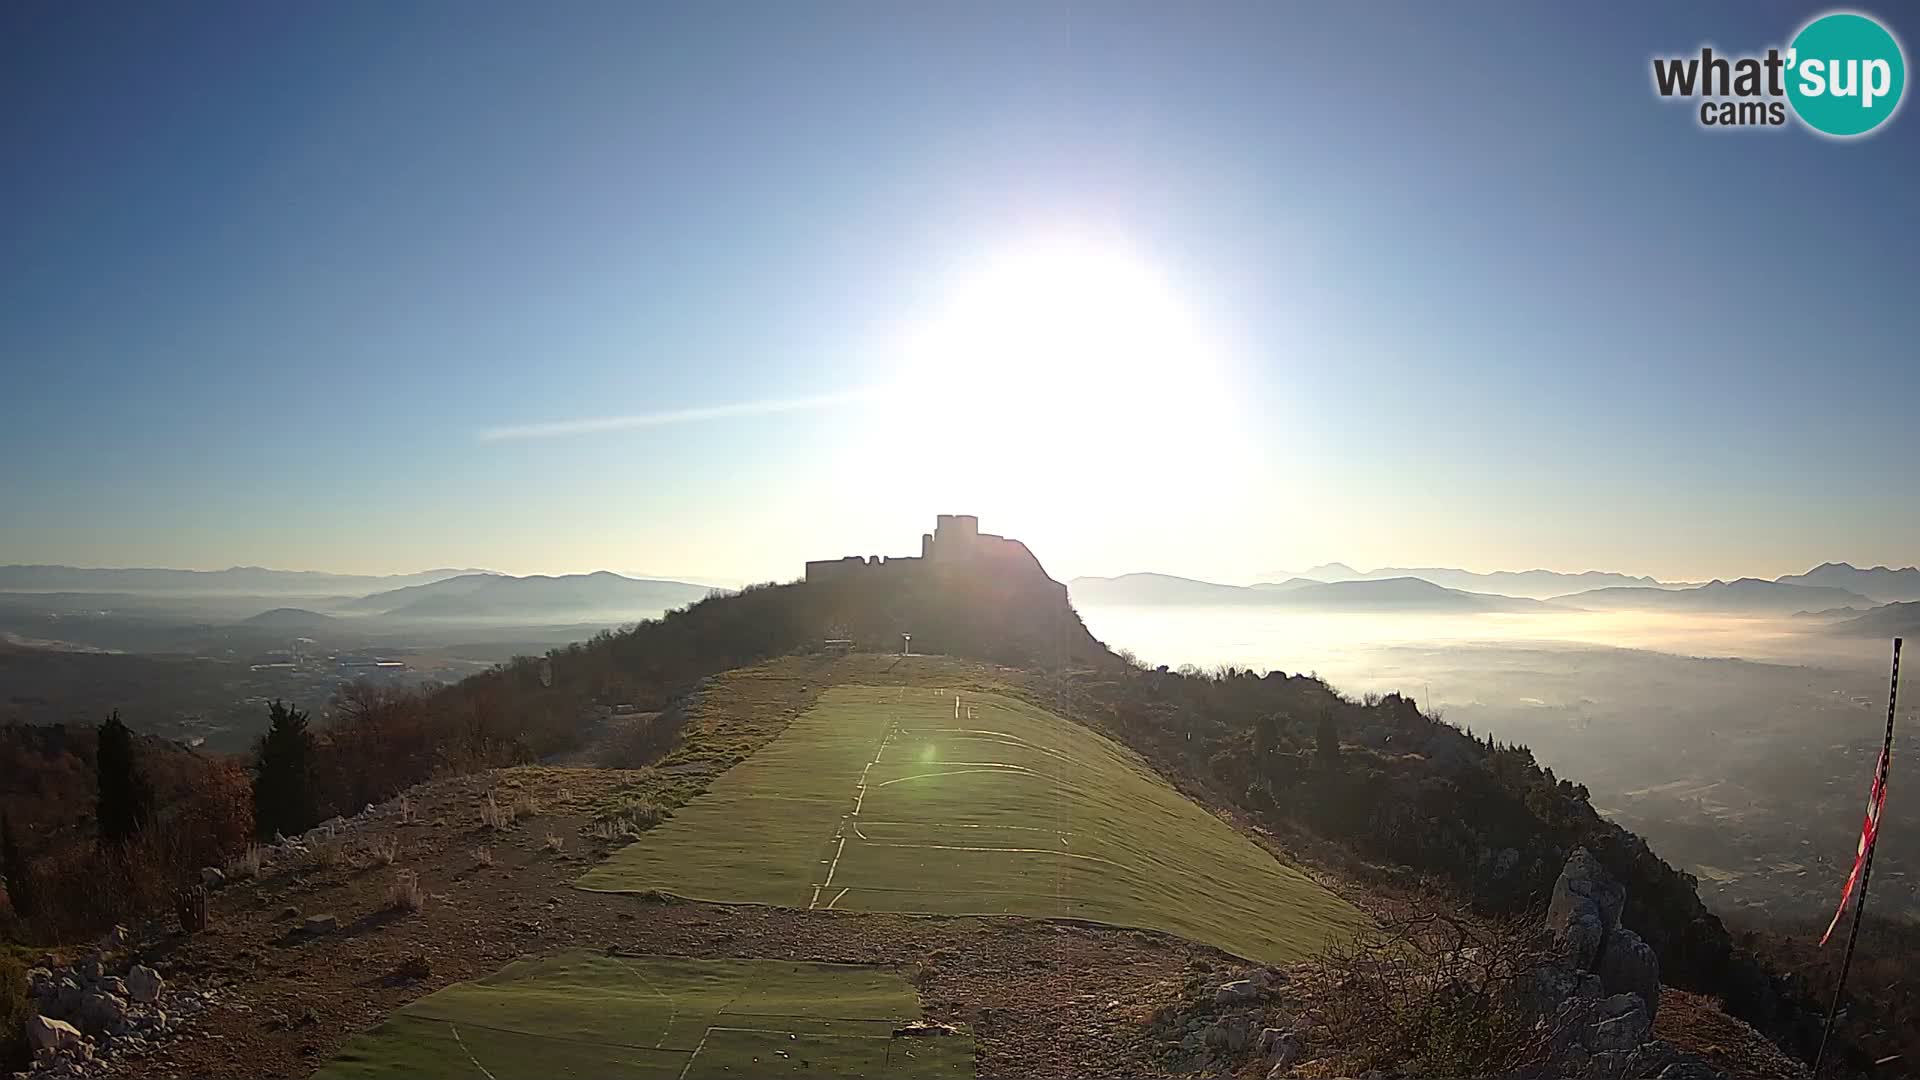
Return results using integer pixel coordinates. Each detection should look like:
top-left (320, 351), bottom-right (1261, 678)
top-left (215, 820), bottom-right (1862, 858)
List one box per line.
top-left (873, 232), bottom-right (1248, 531)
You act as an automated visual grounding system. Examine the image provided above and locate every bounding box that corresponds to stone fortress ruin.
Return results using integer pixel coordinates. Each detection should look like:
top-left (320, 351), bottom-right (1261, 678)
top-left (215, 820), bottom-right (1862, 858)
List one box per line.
top-left (804, 514), bottom-right (1067, 601)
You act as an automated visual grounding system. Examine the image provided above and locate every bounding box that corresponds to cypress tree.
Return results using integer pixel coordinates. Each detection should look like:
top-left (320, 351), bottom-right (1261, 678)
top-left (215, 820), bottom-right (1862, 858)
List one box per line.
top-left (253, 700), bottom-right (318, 839)
top-left (96, 711), bottom-right (154, 849)
top-left (1, 811), bottom-right (31, 917)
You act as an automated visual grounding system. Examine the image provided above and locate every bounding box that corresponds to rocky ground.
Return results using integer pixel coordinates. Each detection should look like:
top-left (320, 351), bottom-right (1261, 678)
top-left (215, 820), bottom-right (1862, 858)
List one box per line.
top-left (7, 658), bottom-right (1823, 1080)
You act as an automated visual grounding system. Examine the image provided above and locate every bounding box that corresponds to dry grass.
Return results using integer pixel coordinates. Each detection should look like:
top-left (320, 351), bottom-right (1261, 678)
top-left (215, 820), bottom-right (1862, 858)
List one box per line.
top-left (543, 831), bottom-right (564, 853)
top-left (309, 841), bottom-right (344, 870)
top-left (396, 794), bottom-right (414, 825)
top-left (479, 789), bottom-right (516, 831)
top-left (513, 791), bottom-right (542, 819)
top-left (386, 869), bottom-right (426, 913)
top-left (472, 846), bottom-right (494, 868)
top-left (228, 844), bottom-right (265, 881)
top-left (369, 836), bottom-right (400, 867)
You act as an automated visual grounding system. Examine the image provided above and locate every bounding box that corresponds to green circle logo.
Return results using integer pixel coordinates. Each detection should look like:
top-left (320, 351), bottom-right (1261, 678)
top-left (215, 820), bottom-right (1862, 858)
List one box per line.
top-left (1787, 12), bottom-right (1906, 137)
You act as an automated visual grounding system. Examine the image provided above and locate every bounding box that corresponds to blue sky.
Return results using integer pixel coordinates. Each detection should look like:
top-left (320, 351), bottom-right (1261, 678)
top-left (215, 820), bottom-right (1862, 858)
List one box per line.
top-left (2, 2), bottom-right (1915, 584)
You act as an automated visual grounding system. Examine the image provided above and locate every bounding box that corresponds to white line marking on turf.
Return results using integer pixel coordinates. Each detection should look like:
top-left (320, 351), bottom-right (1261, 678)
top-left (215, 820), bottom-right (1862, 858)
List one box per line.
top-left (449, 1022), bottom-right (498, 1080)
top-left (860, 841), bottom-right (1123, 867)
top-left (874, 765), bottom-right (1037, 787)
top-left (827, 887), bottom-right (850, 909)
top-left (615, 955), bottom-right (680, 1049)
top-left (811, 718), bottom-right (896, 908)
top-left (677, 1027), bottom-right (715, 1080)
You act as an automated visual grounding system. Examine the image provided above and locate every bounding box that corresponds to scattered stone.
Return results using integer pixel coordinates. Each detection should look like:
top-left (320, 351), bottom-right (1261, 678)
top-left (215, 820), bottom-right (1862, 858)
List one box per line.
top-left (200, 866), bottom-right (226, 889)
top-left (126, 965), bottom-right (164, 1004)
top-left (77, 991), bottom-right (128, 1034)
top-left (97, 925), bottom-right (129, 950)
top-left (1213, 978), bottom-right (1261, 1005)
top-left (26, 1015), bottom-right (83, 1055)
top-left (303, 913), bottom-right (339, 934)
top-left (1265, 1029), bottom-right (1305, 1072)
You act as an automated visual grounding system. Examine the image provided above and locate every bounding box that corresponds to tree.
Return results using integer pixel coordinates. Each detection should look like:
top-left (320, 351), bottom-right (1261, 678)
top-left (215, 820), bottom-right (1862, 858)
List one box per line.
top-left (1, 811), bottom-right (31, 917)
top-left (96, 711), bottom-right (154, 849)
top-left (253, 701), bottom-right (318, 840)
top-left (1316, 706), bottom-right (1340, 765)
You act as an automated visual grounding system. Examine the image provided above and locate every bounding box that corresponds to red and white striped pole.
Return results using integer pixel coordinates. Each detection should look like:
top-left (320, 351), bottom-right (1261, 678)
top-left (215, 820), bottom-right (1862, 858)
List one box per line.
top-left (1814, 636), bottom-right (1901, 1076)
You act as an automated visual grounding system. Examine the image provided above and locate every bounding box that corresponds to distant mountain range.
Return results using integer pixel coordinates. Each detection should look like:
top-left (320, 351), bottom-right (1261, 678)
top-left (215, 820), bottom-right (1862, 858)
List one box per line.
top-left (1550, 579), bottom-right (1876, 614)
top-left (1830, 601), bottom-right (1920, 638)
top-left (1264, 563), bottom-right (1667, 601)
top-left (1773, 562), bottom-right (1920, 604)
top-left (1069, 573), bottom-right (1551, 613)
top-left (345, 572), bottom-right (718, 622)
top-left (0, 565), bottom-right (493, 596)
top-left (1076, 561), bottom-right (1915, 618)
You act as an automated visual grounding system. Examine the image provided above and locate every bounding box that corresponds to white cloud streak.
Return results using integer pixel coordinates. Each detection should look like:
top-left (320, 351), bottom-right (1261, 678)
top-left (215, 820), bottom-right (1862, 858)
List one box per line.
top-left (478, 387), bottom-right (882, 442)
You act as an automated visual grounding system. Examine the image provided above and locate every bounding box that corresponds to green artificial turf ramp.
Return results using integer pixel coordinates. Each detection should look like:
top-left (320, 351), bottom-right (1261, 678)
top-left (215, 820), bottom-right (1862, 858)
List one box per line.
top-left (313, 952), bottom-right (970, 1079)
top-left (577, 685), bottom-right (1366, 963)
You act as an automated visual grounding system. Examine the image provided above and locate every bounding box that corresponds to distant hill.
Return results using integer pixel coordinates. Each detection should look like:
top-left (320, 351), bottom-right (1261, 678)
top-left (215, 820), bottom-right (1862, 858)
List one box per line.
top-left (1267, 563), bottom-right (1669, 600)
top-left (359, 571), bottom-right (717, 622)
top-left (0, 564), bottom-right (493, 596)
top-left (1774, 562), bottom-right (1920, 604)
top-left (1553, 578), bottom-right (1875, 614)
top-left (1068, 573), bottom-right (1262, 606)
top-left (239, 607), bottom-right (341, 631)
top-left (1070, 573), bottom-right (1549, 612)
top-left (1829, 601), bottom-right (1920, 638)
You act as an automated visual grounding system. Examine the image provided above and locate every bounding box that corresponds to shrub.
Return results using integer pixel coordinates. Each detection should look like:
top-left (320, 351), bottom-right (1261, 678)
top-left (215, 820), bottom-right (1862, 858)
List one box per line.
top-left (1308, 911), bottom-right (1557, 1075)
top-left (386, 869), bottom-right (425, 913)
top-left (1, 954), bottom-right (28, 1070)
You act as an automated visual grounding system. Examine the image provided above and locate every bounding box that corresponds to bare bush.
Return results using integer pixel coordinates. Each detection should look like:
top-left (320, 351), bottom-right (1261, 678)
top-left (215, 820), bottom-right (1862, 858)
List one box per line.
top-left (386, 868), bottom-right (425, 913)
top-left (1308, 911), bottom-right (1560, 1076)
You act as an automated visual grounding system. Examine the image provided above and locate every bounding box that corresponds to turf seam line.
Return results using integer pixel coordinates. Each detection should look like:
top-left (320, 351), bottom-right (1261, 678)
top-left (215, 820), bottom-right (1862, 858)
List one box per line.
top-left (447, 1022), bottom-right (499, 1080)
top-left (811, 715), bottom-right (896, 909)
top-left (615, 954), bottom-right (681, 1049)
top-left (402, 1013), bottom-right (692, 1053)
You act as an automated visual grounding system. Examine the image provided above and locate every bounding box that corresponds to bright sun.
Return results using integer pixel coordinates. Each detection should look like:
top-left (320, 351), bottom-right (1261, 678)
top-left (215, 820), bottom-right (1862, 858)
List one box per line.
top-left (854, 229), bottom-right (1255, 567)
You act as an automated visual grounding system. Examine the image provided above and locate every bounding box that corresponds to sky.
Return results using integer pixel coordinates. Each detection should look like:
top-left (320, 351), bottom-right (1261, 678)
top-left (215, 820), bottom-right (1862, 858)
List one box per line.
top-left (3, 2), bottom-right (1916, 586)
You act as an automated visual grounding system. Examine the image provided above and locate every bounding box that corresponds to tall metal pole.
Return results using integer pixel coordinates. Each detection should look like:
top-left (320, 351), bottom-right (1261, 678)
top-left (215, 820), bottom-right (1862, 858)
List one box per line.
top-left (1814, 637), bottom-right (1902, 1076)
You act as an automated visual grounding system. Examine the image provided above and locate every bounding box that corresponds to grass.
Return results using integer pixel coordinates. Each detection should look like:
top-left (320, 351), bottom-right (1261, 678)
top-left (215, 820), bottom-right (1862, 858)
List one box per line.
top-left (578, 685), bottom-right (1367, 965)
top-left (312, 951), bottom-right (972, 1079)
top-left (386, 869), bottom-right (425, 913)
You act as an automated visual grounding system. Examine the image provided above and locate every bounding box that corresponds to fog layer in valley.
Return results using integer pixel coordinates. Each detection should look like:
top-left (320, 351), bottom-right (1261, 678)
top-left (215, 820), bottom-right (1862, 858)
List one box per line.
top-left (1077, 603), bottom-right (1915, 925)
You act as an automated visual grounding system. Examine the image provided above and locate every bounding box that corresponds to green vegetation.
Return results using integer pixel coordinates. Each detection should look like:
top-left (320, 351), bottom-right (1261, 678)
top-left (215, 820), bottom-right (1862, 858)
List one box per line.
top-left (253, 700), bottom-right (318, 839)
top-left (95, 710), bottom-right (153, 849)
top-left (579, 685), bottom-right (1366, 964)
top-left (313, 952), bottom-right (971, 1079)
